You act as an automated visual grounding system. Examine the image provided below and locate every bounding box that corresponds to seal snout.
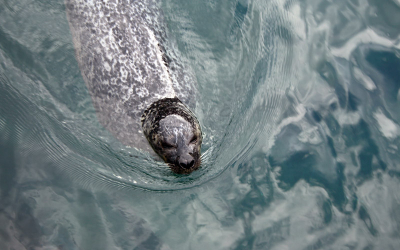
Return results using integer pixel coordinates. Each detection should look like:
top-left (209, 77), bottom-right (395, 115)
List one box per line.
top-left (177, 155), bottom-right (195, 169)
top-left (142, 98), bottom-right (202, 174)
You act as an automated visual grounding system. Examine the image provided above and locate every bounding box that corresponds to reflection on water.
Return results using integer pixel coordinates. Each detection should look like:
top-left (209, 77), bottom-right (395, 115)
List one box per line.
top-left (1, 0), bottom-right (400, 249)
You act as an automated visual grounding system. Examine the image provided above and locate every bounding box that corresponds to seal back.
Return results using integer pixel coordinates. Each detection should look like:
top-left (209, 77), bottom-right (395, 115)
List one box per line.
top-left (65, 0), bottom-right (197, 152)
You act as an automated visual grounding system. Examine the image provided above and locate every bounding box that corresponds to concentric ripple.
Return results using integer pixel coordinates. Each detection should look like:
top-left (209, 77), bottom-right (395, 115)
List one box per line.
top-left (0, 0), bottom-right (294, 191)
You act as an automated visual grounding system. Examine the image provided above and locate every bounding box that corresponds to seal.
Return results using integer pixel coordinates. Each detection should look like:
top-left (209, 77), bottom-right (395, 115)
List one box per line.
top-left (65, 0), bottom-right (202, 174)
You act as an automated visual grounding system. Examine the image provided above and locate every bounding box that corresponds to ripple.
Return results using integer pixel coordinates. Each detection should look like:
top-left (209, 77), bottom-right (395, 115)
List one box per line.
top-left (0, 0), bottom-right (294, 193)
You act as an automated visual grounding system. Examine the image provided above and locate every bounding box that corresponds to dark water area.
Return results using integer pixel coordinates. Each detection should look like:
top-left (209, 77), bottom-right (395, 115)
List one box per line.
top-left (1, 0), bottom-right (400, 249)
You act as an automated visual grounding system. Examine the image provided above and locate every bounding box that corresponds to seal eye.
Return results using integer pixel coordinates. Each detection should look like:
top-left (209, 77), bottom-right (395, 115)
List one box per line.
top-left (161, 141), bottom-right (175, 149)
top-left (190, 135), bottom-right (197, 144)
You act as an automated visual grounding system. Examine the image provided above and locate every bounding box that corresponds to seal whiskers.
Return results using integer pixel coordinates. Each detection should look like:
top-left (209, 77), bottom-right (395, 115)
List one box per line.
top-left (141, 98), bottom-right (202, 174)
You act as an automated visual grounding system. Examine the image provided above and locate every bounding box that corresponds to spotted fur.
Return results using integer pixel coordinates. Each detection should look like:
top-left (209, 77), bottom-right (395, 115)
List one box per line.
top-left (65, 0), bottom-right (199, 155)
top-left (142, 98), bottom-right (202, 174)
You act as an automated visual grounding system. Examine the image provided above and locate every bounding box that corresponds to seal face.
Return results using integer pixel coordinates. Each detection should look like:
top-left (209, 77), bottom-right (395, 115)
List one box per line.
top-left (142, 98), bottom-right (202, 174)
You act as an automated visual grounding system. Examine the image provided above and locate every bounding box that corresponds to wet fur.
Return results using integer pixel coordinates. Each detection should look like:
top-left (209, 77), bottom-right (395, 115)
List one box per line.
top-left (65, 0), bottom-right (200, 157)
top-left (142, 98), bottom-right (202, 174)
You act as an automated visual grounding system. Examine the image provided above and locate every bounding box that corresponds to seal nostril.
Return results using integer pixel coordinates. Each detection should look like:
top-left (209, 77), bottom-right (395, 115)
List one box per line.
top-left (178, 157), bottom-right (195, 169)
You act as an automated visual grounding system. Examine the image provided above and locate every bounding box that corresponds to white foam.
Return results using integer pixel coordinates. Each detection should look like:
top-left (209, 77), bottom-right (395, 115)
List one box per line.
top-left (338, 111), bottom-right (360, 125)
top-left (353, 67), bottom-right (376, 91)
top-left (331, 28), bottom-right (399, 59)
top-left (374, 109), bottom-right (399, 140)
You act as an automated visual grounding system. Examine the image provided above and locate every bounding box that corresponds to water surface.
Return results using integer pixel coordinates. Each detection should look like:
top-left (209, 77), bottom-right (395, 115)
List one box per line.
top-left (1, 0), bottom-right (400, 249)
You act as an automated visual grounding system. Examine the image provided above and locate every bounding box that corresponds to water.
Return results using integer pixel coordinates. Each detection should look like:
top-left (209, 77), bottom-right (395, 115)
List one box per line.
top-left (1, 0), bottom-right (400, 249)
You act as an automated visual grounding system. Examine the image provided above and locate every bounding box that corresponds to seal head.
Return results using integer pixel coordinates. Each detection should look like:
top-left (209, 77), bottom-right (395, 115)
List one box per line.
top-left (141, 98), bottom-right (202, 174)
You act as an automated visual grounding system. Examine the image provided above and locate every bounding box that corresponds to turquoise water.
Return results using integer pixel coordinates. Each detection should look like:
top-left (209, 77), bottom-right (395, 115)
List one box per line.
top-left (1, 0), bottom-right (400, 249)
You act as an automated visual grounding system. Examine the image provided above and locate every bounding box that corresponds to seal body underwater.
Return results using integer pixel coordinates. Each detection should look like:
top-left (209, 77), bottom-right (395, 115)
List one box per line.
top-left (65, 0), bottom-right (202, 174)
